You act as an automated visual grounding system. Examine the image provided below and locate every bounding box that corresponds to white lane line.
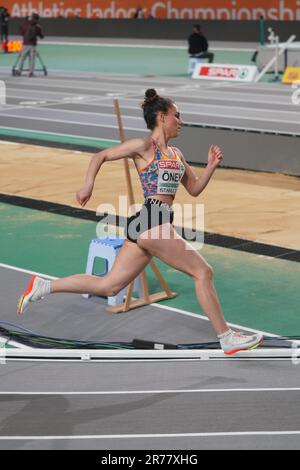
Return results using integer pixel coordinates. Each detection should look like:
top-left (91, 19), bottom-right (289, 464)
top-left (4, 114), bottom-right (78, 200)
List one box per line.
top-left (40, 99), bottom-right (298, 133)
top-left (183, 111), bottom-right (300, 126)
top-left (2, 107), bottom-right (298, 136)
top-left (7, 93), bottom-right (294, 116)
top-left (0, 263), bottom-right (283, 338)
top-left (0, 108), bottom-right (143, 122)
top-left (7, 83), bottom-right (292, 107)
top-left (0, 113), bottom-right (146, 132)
top-left (43, 41), bottom-right (188, 49)
top-left (6, 93), bottom-right (288, 119)
top-left (169, 92), bottom-right (293, 107)
top-left (6, 87), bottom-right (90, 97)
top-left (10, 93), bottom-right (296, 121)
top-left (6, 74), bottom-right (290, 94)
top-left (7, 80), bottom-right (149, 99)
top-left (7, 83), bottom-right (293, 108)
top-left (0, 359), bottom-right (293, 364)
top-left (7, 80), bottom-right (143, 94)
top-left (7, 96), bottom-right (116, 111)
top-left (7, 73), bottom-right (191, 88)
top-left (150, 303), bottom-right (278, 338)
top-left (41, 41), bottom-right (255, 52)
top-left (3, 87), bottom-right (299, 123)
top-left (0, 388), bottom-right (299, 395)
top-left (1, 109), bottom-right (298, 136)
top-left (191, 104), bottom-right (300, 117)
top-left (0, 431), bottom-right (299, 440)
top-left (184, 120), bottom-right (299, 136)
top-left (0, 126), bottom-right (118, 145)
top-left (0, 263), bottom-right (57, 280)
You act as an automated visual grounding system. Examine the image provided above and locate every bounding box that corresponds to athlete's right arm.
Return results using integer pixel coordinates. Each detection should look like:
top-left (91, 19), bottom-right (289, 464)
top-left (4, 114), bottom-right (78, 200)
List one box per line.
top-left (76, 138), bottom-right (146, 207)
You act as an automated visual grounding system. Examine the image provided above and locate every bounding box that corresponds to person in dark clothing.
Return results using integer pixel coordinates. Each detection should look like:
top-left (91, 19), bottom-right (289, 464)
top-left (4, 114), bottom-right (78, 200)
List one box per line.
top-left (16, 13), bottom-right (44, 76)
top-left (0, 7), bottom-right (10, 52)
top-left (188, 24), bottom-right (214, 63)
top-left (133, 6), bottom-right (144, 18)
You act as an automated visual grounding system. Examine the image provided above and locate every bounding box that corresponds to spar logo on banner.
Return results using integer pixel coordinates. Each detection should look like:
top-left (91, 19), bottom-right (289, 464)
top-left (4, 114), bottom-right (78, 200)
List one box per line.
top-left (4, 0), bottom-right (300, 19)
top-left (192, 64), bottom-right (258, 82)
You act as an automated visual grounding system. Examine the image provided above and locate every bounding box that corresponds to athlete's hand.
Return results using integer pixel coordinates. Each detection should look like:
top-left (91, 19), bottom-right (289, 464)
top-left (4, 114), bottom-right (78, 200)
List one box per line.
top-left (208, 145), bottom-right (223, 168)
top-left (76, 184), bottom-right (93, 207)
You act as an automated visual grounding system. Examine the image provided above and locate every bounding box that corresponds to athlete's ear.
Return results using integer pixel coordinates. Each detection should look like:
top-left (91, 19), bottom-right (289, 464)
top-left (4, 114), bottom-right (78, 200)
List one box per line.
top-left (157, 111), bottom-right (165, 124)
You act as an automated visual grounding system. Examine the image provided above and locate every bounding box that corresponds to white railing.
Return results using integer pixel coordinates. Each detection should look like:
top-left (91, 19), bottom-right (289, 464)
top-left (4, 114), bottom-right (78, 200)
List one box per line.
top-left (0, 346), bottom-right (298, 362)
top-left (0, 80), bottom-right (6, 105)
top-left (255, 34), bottom-right (297, 83)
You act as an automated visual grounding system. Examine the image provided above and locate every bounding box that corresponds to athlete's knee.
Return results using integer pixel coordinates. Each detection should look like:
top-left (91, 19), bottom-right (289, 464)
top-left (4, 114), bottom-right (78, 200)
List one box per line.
top-left (106, 285), bottom-right (123, 297)
top-left (92, 276), bottom-right (120, 297)
top-left (194, 263), bottom-right (214, 282)
top-left (104, 282), bottom-right (124, 297)
top-left (102, 276), bottom-right (127, 297)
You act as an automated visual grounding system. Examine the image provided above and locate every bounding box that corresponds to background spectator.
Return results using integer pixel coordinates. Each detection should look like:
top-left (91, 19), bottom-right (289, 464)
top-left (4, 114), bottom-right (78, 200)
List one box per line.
top-left (0, 6), bottom-right (10, 52)
top-left (188, 24), bottom-right (214, 63)
top-left (16, 13), bottom-right (44, 77)
top-left (133, 6), bottom-right (144, 19)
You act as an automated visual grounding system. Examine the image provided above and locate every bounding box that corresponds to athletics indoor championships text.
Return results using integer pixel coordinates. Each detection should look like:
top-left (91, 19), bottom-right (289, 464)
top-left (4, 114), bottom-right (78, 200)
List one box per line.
top-left (10, 0), bottom-right (300, 20)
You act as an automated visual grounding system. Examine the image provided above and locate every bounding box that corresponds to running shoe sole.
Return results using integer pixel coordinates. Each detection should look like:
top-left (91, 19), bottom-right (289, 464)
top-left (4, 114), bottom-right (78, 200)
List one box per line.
top-left (224, 335), bottom-right (264, 356)
top-left (17, 275), bottom-right (37, 315)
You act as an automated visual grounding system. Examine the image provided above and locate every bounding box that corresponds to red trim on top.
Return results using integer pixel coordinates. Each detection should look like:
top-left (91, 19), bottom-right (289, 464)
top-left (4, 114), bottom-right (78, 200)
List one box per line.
top-left (138, 141), bottom-right (180, 174)
top-left (170, 146), bottom-right (180, 160)
top-left (156, 141), bottom-right (178, 161)
top-left (138, 141), bottom-right (157, 174)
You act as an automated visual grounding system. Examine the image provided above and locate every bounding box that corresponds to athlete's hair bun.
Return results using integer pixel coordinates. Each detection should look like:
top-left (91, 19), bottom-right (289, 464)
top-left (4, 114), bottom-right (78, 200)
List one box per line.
top-left (144, 88), bottom-right (159, 104)
top-left (141, 88), bottom-right (174, 130)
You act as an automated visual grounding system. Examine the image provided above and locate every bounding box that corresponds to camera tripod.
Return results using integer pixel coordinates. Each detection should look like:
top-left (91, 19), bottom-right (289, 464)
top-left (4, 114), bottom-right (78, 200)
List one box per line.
top-left (12, 48), bottom-right (47, 76)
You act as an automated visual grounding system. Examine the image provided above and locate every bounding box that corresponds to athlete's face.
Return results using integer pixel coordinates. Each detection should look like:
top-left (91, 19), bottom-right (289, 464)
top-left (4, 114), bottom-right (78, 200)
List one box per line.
top-left (159, 104), bottom-right (183, 138)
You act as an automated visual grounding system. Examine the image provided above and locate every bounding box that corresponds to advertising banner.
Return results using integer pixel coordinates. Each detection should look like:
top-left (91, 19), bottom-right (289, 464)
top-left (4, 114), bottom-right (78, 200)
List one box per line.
top-left (192, 64), bottom-right (259, 82)
top-left (2, 1), bottom-right (300, 20)
top-left (282, 67), bottom-right (300, 83)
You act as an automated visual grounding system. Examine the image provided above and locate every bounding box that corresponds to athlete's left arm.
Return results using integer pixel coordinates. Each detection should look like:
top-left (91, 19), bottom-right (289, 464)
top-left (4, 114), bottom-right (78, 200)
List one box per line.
top-left (176, 145), bottom-right (223, 197)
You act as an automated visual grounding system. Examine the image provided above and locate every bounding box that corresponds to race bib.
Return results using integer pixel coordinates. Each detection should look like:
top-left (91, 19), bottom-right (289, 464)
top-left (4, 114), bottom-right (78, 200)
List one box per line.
top-left (157, 160), bottom-right (185, 195)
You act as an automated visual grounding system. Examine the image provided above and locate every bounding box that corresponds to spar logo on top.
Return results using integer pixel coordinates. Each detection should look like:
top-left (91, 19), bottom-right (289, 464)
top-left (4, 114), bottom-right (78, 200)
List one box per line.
top-left (192, 64), bottom-right (258, 82)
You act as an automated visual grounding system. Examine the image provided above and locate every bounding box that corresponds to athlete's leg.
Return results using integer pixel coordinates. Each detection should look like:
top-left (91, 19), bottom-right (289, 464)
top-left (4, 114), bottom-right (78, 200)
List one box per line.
top-left (137, 224), bottom-right (263, 353)
top-left (52, 240), bottom-right (151, 295)
top-left (18, 240), bottom-right (152, 314)
top-left (137, 224), bottom-right (228, 336)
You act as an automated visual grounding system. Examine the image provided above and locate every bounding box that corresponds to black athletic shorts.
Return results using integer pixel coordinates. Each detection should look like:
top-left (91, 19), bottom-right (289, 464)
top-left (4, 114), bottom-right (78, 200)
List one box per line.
top-left (125, 198), bottom-right (174, 244)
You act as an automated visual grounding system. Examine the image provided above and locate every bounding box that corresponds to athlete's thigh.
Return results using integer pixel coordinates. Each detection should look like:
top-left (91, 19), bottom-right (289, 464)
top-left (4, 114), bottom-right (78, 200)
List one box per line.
top-left (137, 224), bottom-right (210, 277)
top-left (106, 239), bottom-right (152, 290)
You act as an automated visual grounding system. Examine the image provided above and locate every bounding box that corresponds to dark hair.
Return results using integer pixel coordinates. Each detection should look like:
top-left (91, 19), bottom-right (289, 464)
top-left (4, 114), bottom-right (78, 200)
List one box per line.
top-left (194, 24), bottom-right (201, 31)
top-left (141, 89), bottom-right (174, 130)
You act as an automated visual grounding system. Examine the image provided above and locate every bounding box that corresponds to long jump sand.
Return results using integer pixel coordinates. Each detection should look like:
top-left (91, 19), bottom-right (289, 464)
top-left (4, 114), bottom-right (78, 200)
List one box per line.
top-left (0, 141), bottom-right (299, 250)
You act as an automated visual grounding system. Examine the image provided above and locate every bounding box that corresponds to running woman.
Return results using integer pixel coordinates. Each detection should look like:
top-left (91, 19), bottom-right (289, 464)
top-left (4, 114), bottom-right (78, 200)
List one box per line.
top-left (18, 89), bottom-right (263, 355)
